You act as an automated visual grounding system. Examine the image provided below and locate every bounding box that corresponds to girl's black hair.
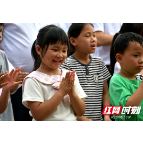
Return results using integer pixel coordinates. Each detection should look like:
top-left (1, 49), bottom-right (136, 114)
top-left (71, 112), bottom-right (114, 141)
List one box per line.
top-left (31, 24), bottom-right (69, 71)
top-left (114, 32), bottom-right (143, 60)
top-left (68, 23), bottom-right (94, 57)
top-left (109, 23), bottom-right (143, 74)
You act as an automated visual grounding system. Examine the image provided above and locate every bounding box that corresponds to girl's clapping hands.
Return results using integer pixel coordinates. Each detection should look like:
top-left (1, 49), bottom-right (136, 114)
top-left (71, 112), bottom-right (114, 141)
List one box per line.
top-left (3, 69), bottom-right (22, 91)
top-left (59, 71), bottom-right (75, 96)
top-left (15, 66), bottom-right (29, 82)
top-left (0, 72), bottom-right (9, 88)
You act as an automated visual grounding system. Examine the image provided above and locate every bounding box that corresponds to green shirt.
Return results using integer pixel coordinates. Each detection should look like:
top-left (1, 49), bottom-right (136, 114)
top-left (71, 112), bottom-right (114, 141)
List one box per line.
top-left (109, 73), bottom-right (143, 121)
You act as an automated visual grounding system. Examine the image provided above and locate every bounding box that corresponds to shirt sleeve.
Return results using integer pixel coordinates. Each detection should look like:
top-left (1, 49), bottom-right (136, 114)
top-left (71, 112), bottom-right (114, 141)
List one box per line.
top-left (74, 72), bottom-right (87, 99)
top-left (8, 60), bottom-right (15, 73)
top-left (109, 80), bottom-right (131, 107)
top-left (60, 59), bottom-right (72, 71)
top-left (22, 77), bottom-right (44, 108)
top-left (92, 23), bottom-right (104, 32)
top-left (101, 58), bottom-right (111, 82)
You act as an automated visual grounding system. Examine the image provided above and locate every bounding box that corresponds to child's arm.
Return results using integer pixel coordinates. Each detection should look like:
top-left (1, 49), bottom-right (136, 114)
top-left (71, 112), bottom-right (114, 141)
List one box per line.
top-left (126, 80), bottom-right (143, 107)
top-left (0, 73), bottom-right (9, 88)
top-left (68, 71), bottom-right (85, 116)
top-left (76, 116), bottom-right (93, 121)
top-left (103, 81), bottom-right (112, 121)
top-left (0, 69), bottom-right (22, 113)
top-left (9, 66), bottom-right (28, 93)
top-left (0, 88), bottom-right (10, 114)
top-left (27, 72), bottom-right (73, 121)
top-left (69, 91), bottom-right (85, 116)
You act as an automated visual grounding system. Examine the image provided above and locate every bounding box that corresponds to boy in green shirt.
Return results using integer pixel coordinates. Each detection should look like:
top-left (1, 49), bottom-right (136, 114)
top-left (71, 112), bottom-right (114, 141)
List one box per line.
top-left (109, 32), bottom-right (143, 121)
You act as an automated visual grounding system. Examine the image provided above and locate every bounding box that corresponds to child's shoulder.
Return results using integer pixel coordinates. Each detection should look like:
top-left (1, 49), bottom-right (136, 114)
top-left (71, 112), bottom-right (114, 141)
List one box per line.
top-left (110, 73), bottom-right (123, 83)
top-left (91, 55), bottom-right (103, 60)
top-left (0, 50), bottom-right (6, 57)
top-left (91, 55), bottom-right (104, 63)
top-left (65, 56), bottom-right (75, 63)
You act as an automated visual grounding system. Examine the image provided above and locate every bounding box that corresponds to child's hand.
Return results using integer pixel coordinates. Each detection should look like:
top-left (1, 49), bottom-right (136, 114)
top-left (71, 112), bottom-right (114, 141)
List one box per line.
top-left (3, 69), bottom-right (22, 91)
top-left (104, 115), bottom-right (112, 121)
top-left (68, 70), bottom-right (75, 96)
top-left (16, 72), bottom-right (29, 82)
top-left (15, 66), bottom-right (29, 82)
top-left (0, 72), bottom-right (9, 88)
top-left (77, 116), bottom-right (93, 121)
top-left (59, 72), bottom-right (73, 96)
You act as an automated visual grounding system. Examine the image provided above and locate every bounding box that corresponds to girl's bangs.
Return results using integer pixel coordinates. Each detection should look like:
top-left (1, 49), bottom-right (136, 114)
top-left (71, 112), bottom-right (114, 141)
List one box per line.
top-left (43, 27), bottom-right (69, 47)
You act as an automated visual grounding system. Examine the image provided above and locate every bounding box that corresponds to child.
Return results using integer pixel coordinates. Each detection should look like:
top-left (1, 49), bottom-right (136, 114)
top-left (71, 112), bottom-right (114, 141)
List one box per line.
top-left (109, 23), bottom-right (143, 75)
top-left (0, 49), bottom-right (23, 120)
top-left (22, 25), bottom-right (87, 121)
top-left (60, 23), bottom-right (111, 121)
top-left (109, 32), bottom-right (143, 121)
top-left (0, 23), bottom-right (27, 121)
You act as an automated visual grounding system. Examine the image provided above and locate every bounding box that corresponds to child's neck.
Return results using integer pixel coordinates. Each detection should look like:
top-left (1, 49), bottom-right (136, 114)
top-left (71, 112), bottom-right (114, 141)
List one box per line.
top-left (73, 52), bottom-right (91, 65)
top-left (119, 69), bottom-right (136, 80)
top-left (37, 63), bottom-right (62, 76)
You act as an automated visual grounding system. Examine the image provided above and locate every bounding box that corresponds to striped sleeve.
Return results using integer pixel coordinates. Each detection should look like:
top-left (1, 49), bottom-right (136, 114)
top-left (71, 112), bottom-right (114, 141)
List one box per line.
top-left (101, 59), bottom-right (111, 82)
top-left (60, 59), bottom-right (72, 71)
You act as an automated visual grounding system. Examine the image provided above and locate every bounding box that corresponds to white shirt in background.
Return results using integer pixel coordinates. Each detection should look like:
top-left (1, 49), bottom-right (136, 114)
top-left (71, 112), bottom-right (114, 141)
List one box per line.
top-left (36, 23), bottom-right (71, 35)
top-left (55, 23), bottom-right (71, 35)
top-left (0, 23), bottom-right (44, 73)
top-left (35, 23), bottom-right (58, 32)
top-left (114, 62), bottom-right (121, 73)
top-left (91, 23), bottom-right (122, 65)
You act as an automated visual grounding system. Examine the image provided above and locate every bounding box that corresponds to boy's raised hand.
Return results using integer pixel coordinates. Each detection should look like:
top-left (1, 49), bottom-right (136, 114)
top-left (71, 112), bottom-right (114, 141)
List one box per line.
top-left (0, 72), bottom-right (9, 88)
top-left (3, 69), bottom-right (22, 91)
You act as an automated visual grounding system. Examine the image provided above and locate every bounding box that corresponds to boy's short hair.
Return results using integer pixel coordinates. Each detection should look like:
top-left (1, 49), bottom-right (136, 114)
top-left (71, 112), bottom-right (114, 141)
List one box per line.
top-left (0, 23), bottom-right (4, 26)
top-left (114, 32), bottom-right (143, 56)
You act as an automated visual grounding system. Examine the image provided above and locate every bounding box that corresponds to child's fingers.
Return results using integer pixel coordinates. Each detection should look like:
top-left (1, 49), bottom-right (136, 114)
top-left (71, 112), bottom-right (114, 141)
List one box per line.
top-left (13, 71), bottom-right (21, 80)
top-left (0, 73), bottom-right (4, 77)
top-left (65, 72), bottom-right (69, 79)
top-left (18, 72), bottom-right (29, 78)
top-left (64, 72), bottom-right (70, 82)
top-left (17, 78), bottom-right (24, 81)
top-left (13, 81), bottom-right (22, 86)
top-left (70, 72), bottom-right (73, 81)
top-left (17, 66), bottom-right (22, 72)
top-left (9, 69), bottom-right (14, 76)
top-left (0, 74), bottom-right (9, 83)
top-left (0, 81), bottom-right (9, 87)
top-left (11, 69), bottom-right (17, 78)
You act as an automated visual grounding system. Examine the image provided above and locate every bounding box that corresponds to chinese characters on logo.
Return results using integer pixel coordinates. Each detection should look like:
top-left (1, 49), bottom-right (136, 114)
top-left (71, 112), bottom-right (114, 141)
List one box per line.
top-left (102, 106), bottom-right (141, 115)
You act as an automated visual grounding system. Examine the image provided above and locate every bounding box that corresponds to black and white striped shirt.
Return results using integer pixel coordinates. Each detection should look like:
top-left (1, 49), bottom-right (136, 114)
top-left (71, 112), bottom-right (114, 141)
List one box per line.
top-left (60, 55), bottom-right (111, 121)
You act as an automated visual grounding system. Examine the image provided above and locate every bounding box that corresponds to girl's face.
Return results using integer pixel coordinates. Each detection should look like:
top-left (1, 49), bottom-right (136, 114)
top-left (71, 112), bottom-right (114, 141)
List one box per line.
top-left (74, 24), bottom-right (97, 55)
top-left (0, 25), bottom-right (3, 43)
top-left (118, 42), bottom-right (143, 75)
top-left (38, 42), bottom-right (68, 70)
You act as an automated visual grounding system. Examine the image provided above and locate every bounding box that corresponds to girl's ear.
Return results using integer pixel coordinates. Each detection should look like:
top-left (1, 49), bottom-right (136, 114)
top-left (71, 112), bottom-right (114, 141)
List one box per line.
top-left (70, 37), bottom-right (77, 47)
top-left (36, 45), bottom-right (42, 56)
top-left (116, 53), bottom-right (122, 63)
